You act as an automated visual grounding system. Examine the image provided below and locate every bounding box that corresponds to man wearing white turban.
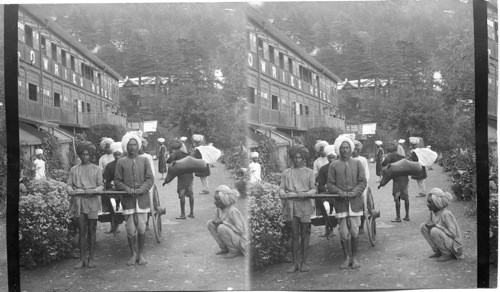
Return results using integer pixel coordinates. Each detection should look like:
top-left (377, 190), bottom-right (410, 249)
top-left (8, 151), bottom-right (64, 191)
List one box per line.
top-left (192, 134), bottom-right (210, 194)
top-left (313, 141), bottom-right (330, 178)
top-left (115, 133), bottom-right (154, 266)
top-left (409, 137), bottom-right (427, 197)
top-left (249, 152), bottom-right (261, 183)
top-left (352, 140), bottom-right (370, 234)
top-left (207, 185), bottom-right (248, 259)
top-left (421, 188), bottom-right (464, 262)
top-left (315, 144), bottom-right (337, 237)
top-left (102, 142), bottom-right (123, 233)
top-left (327, 136), bottom-right (367, 270)
top-left (398, 139), bottom-right (406, 157)
top-left (99, 137), bottom-right (115, 171)
top-left (33, 148), bottom-right (46, 180)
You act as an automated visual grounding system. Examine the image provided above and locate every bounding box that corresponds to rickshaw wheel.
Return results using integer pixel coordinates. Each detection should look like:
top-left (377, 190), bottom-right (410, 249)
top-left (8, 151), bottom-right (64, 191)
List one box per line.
top-left (366, 188), bottom-right (377, 246)
top-left (150, 185), bottom-right (162, 243)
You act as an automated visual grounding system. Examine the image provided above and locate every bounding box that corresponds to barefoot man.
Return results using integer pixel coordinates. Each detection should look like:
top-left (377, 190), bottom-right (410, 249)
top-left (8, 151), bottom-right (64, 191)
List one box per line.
top-left (327, 136), bottom-right (367, 270)
top-left (67, 141), bottom-right (103, 269)
top-left (114, 133), bottom-right (154, 266)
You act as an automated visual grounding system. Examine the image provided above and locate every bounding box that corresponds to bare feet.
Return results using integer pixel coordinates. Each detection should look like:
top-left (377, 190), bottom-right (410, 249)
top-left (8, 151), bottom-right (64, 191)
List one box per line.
top-left (301, 263), bottom-right (310, 272)
top-left (187, 214), bottom-right (194, 218)
top-left (351, 258), bottom-right (361, 269)
top-left (340, 258), bottom-right (350, 270)
top-left (287, 263), bottom-right (299, 273)
top-left (224, 251), bottom-right (241, 259)
top-left (391, 218), bottom-right (402, 223)
top-left (176, 215), bottom-right (186, 220)
top-left (138, 255), bottom-right (148, 265)
top-left (127, 253), bottom-right (137, 266)
top-left (216, 249), bottom-right (229, 255)
top-left (74, 260), bottom-right (86, 269)
top-left (87, 259), bottom-right (97, 269)
top-left (403, 217), bottom-right (410, 221)
top-left (436, 254), bottom-right (454, 262)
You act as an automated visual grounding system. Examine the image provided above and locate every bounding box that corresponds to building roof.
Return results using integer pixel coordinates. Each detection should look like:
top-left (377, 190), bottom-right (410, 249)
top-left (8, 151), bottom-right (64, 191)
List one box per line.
top-left (337, 79), bottom-right (389, 90)
top-left (19, 122), bottom-right (45, 146)
top-left (246, 5), bottom-right (342, 84)
top-left (21, 5), bottom-right (122, 81)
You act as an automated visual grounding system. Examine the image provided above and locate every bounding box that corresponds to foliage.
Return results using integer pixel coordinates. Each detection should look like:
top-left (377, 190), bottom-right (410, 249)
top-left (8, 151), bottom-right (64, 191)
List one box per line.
top-left (39, 131), bottom-right (65, 172)
top-left (19, 179), bottom-right (78, 269)
top-left (302, 127), bottom-right (343, 167)
top-left (490, 197), bottom-right (498, 264)
top-left (248, 181), bottom-right (288, 270)
top-left (219, 146), bottom-right (248, 171)
top-left (46, 169), bottom-right (69, 183)
top-left (255, 139), bottom-right (282, 182)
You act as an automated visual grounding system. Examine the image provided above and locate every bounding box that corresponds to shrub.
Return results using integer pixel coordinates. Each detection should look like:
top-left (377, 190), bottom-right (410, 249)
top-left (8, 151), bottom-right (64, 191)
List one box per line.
top-left (248, 181), bottom-right (288, 270)
top-left (46, 169), bottom-right (69, 183)
top-left (255, 139), bottom-right (281, 182)
top-left (219, 146), bottom-right (248, 170)
top-left (19, 179), bottom-right (77, 269)
top-left (490, 197), bottom-right (498, 264)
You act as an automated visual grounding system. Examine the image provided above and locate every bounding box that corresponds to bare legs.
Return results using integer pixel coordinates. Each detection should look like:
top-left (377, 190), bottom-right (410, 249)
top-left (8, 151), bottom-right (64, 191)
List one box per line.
top-left (177, 189), bottom-right (194, 219)
top-left (287, 218), bottom-right (311, 273)
top-left (74, 215), bottom-right (97, 269)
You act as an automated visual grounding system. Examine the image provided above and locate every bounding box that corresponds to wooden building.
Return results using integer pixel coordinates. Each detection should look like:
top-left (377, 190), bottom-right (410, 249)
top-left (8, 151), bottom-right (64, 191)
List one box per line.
top-left (17, 5), bottom-right (125, 135)
top-left (246, 5), bottom-right (345, 139)
top-left (487, 0), bottom-right (498, 174)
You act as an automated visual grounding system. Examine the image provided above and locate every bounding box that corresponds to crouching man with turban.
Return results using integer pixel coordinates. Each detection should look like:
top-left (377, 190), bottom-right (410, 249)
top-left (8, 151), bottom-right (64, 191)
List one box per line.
top-left (420, 188), bottom-right (464, 262)
top-left (114, 133), bottom-right (154, 266)
top-left (67, 141), bottom-right (104, 269)
top-left (327, 137), bottom-right (367, 270)
top-left (207, 185), bottom-right (248, 259)
top-left (280, 145), bottom-right (316, 273)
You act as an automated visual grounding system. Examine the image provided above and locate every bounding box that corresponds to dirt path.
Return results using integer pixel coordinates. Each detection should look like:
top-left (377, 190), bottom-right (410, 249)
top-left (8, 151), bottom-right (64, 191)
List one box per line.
top-left (20, 161), bottom-right (248, 291)
top-left (251, 163), bottom-right (478, 290)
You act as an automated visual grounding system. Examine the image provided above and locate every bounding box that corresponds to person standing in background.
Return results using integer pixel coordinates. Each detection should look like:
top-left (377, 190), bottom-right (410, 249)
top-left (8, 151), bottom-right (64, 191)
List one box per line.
top-left (375, 141), bottom-right (384, 183)
top-left (98, 137), bottom-right (115, 171)
top-left (248, 152), bottom-right (262, 183)
top-left (192, 134), bottom-right (210, 195)
top-left (409, 137), bottom-right (427, 197)
top-left (33, 148), bottom-right (46, 180)
top-left (157, 138), bottom-right (167, 179)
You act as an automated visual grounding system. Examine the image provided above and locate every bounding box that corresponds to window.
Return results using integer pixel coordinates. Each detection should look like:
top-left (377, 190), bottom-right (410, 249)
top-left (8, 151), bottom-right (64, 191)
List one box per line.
top-left (271, 95), bottom-right (279, 110)
top-left (288, 58), bottom-right (293, 74)
top-left (54, 92), bottom-right (61, 108)
top-left (25, 26), bottom-right (33, 47)
top-left (28, 83), bottom-right (37, 101)
top-left (87, 103), bottom-right (91, 113)
top-left (81, 101), bottom-right (85, 112)
top-left (51, 43), bottom-right (57, 60)
top-left (305, 105), bottom-right (309, 116)
top-left (81, 63), bottom-right (94, 82)
top-left (70, 55), bottom-right (75, 71)
top-left (299, 104), bottom-right (303, 115)
top-left (269, 45), bottom-right (275, 64)
top-left (258, 38), bottom-right (264, 57)
top-left (61, 50), bottom-right (67, 67)
top-left (41, 36), bottom-right (47, 55)
top-left (247, 87), bottom-right (255, 104)
top-left (279, 52), bottom-right (284, 69)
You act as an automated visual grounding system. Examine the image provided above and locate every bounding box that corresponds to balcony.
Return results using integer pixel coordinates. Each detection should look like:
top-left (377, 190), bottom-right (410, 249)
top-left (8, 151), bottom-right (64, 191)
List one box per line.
top-left (19, 99), bottom-right (127, 128)
top-left (248, 104), bottom-right (344, 131)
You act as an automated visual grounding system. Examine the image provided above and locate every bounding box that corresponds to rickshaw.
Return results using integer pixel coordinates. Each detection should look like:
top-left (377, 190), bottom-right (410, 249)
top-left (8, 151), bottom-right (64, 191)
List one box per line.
top-left (288, 187), bottom-right (379, 246)
top-left (70, 184), bottom-right (165, 243)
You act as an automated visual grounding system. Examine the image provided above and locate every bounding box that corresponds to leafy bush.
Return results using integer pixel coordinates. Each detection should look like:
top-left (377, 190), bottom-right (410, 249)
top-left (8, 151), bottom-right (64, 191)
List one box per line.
top-left (219, 146), bottom-right (248, 171)
top-left (255, 139), bottom-right (282, 182)
top-left (46, 169), bottom-right (69, 183)
top-left (490, 197), bottom-right (498, 264)
top-left (248, 181), bottom-right (287, 270)
top-left (19, 179), bottom-right (77, 269)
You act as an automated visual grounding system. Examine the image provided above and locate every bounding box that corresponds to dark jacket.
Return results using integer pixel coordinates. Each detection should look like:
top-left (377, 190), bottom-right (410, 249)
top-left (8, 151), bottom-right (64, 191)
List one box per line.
top-left (326, 157), bottom-right (367, 214)
top-left (114, 154), bottom-right (154, 210)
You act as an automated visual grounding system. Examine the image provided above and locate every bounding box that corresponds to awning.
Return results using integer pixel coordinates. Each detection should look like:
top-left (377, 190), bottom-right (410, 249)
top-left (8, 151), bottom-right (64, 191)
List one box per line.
top-left (19, 122), bottom-right (45, 146)
top-left (39, 126), bottom-right (74, 143)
